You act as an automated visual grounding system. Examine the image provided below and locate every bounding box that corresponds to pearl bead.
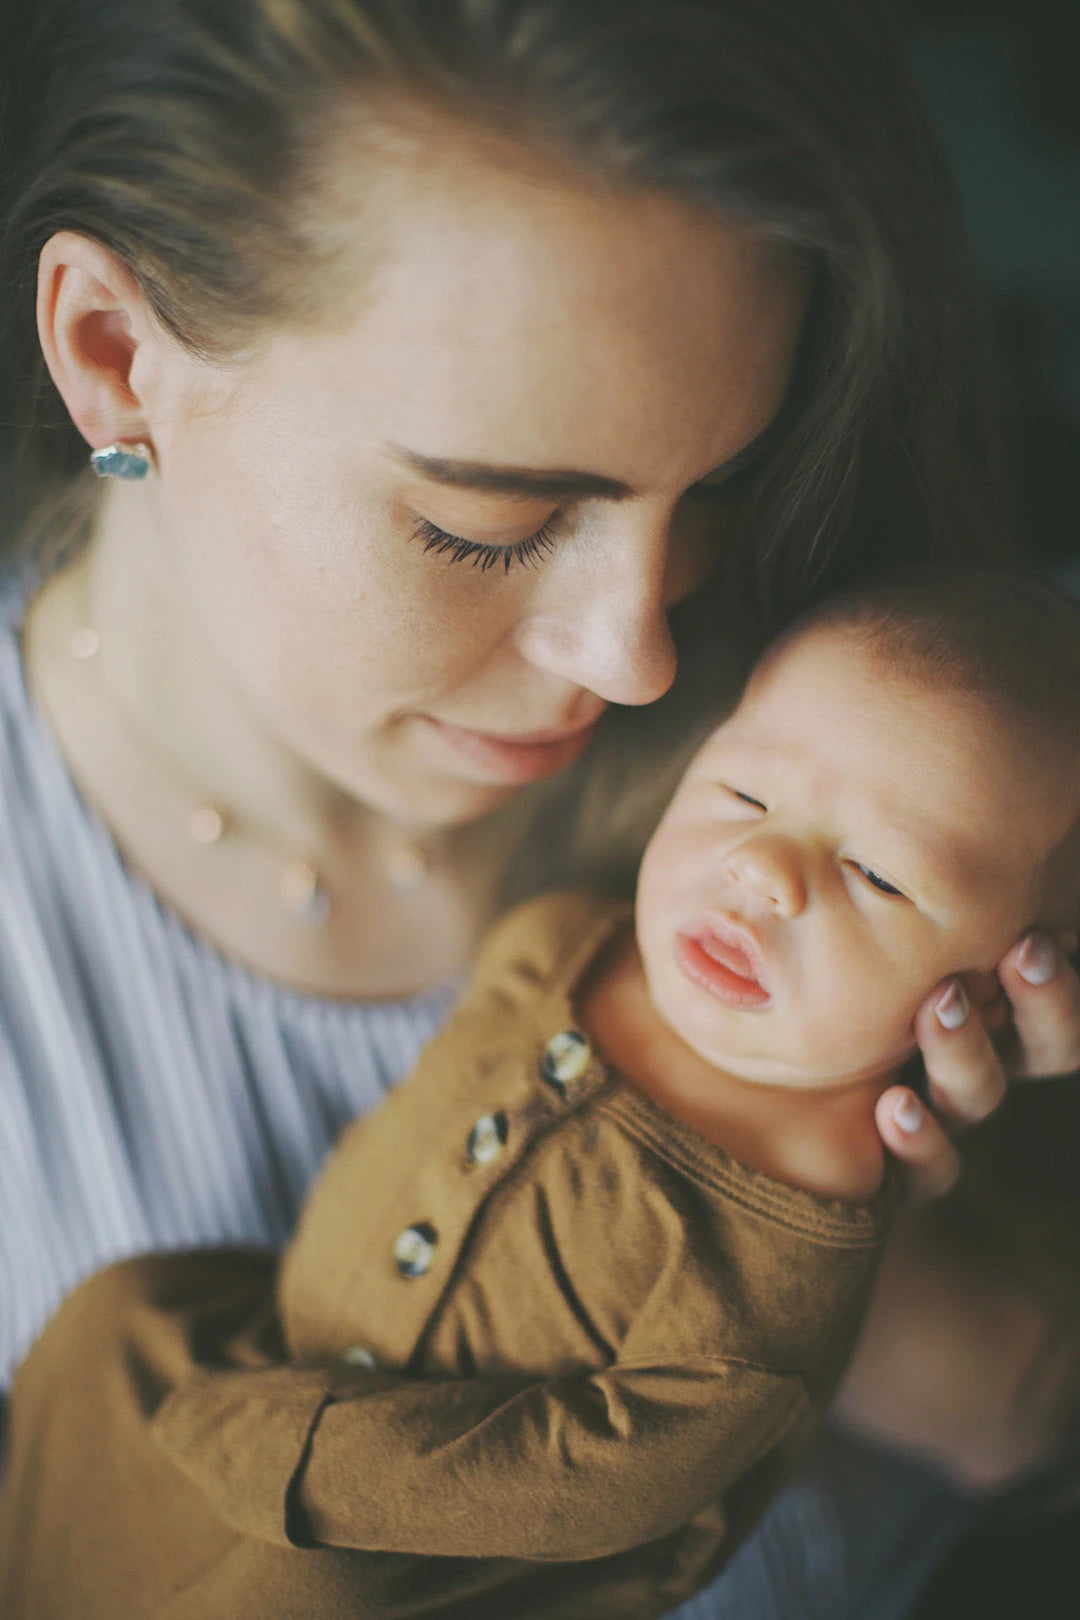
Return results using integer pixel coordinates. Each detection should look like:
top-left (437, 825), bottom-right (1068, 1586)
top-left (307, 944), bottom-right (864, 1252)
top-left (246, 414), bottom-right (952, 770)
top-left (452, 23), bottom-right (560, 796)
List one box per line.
top-left (188, 805), bottom-right (227, 846)
top-left (386, 840), bottom-right (430, 890)
top-left (280, 860), bottom-right (330, 924)
top-left (69, 628), bottom-right (100, 661)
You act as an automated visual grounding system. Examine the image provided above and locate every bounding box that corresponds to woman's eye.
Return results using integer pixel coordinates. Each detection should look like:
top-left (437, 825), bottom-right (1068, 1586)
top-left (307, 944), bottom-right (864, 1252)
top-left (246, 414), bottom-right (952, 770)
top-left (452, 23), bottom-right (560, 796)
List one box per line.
top-left (414, 517), bottom-right (557, 573)
top-left (854, 863), bottom-right (904, 898)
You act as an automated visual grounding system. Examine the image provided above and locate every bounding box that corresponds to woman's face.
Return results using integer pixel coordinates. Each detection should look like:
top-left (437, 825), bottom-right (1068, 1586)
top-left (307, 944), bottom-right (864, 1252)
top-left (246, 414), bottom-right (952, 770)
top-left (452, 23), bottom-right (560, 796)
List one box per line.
top-left (130, 135), bottom-right (807, 827)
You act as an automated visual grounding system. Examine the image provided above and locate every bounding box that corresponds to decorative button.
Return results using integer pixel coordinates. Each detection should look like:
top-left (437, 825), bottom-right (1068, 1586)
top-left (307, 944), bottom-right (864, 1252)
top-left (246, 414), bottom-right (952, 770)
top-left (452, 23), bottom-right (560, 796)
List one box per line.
top-left (540, 1029), bottom-right (591, 1090)
top-left (393, 1222), bottom-right (438, 1278)
top-left (467, 1110), bottom-right (509, 1166)
top-left (341, 1345), bottom-right (379, 1369)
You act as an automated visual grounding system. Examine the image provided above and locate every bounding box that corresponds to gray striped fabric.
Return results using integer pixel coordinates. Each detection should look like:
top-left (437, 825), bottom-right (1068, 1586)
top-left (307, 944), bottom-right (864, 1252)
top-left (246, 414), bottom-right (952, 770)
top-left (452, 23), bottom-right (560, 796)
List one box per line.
top-left (0, 568), bottom-right (458, 1388)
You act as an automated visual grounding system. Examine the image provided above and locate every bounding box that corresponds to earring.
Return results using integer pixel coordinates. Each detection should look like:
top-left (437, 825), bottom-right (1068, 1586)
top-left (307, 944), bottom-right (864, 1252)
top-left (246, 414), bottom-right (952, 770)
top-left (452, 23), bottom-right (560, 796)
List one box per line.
top-left (89, 441), bottom-right (155, 481)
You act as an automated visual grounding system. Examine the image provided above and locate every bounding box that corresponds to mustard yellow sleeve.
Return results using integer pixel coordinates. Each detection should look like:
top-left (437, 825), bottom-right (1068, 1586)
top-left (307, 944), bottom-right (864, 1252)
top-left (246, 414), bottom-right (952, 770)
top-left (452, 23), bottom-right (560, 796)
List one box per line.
top-left (153, 1355), bottom-right (808, 1561)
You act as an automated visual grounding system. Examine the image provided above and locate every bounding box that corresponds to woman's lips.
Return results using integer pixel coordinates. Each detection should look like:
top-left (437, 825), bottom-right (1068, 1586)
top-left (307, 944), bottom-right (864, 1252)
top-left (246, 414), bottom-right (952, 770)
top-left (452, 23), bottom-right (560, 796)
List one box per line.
top-left (421, 717), bottom-right (599, 784)
top-left (675, 924), bottom-right (771, 1009)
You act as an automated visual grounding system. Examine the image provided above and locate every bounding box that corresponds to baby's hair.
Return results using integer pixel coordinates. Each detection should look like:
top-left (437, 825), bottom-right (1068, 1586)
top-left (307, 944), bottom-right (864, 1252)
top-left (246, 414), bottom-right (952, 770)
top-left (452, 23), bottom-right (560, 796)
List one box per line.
top-left (780, 562), bottom-right (1080, 923)
top-left (787, 562), bottom-right (1080, 757)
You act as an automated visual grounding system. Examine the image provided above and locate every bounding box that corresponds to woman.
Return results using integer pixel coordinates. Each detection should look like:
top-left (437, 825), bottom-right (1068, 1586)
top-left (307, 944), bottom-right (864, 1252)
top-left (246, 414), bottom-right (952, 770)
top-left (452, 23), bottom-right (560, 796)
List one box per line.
top-left (1, 1), bottom-right (1077, 1615)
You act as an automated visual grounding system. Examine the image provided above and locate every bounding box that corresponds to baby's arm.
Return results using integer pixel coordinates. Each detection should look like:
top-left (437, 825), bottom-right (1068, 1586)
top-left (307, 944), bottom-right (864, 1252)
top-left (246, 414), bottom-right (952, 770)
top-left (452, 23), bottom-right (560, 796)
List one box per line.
top-left (154, 1341), bottom-right (809, 1560)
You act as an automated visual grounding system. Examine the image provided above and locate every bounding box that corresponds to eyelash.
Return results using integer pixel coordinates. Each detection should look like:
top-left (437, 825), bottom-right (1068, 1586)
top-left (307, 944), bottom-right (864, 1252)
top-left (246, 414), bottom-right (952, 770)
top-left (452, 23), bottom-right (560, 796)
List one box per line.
top-left (413, 517), bottom-right (558, 573)
top-left (854, 864), bottom-right (904, 898)
top-left (413, 467), bottom-right (741, 576)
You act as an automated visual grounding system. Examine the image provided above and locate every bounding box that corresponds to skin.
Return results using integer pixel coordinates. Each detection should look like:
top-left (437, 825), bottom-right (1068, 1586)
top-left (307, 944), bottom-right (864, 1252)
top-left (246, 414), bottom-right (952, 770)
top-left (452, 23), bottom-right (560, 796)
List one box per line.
top-left (636, 626), bottom-right (1077, 1087)
top-left (25, 118), bottom-right (1080, 1478)
top-left (27, 144), bottom-right (804, 997)
top-left (589, 626), bottom-right (1077, 1202)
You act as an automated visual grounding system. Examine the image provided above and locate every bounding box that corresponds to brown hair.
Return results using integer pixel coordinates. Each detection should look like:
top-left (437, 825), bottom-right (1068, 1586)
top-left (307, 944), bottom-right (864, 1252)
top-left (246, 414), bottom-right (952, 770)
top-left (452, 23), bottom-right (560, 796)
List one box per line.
top-left (1, 0), bottom-right (1010, 894)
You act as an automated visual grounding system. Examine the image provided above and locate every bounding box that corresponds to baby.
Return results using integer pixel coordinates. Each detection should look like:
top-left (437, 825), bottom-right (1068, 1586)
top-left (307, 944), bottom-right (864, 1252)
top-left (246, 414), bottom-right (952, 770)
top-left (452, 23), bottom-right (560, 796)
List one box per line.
top-left (2, 566), bottom-right (1078, 1620)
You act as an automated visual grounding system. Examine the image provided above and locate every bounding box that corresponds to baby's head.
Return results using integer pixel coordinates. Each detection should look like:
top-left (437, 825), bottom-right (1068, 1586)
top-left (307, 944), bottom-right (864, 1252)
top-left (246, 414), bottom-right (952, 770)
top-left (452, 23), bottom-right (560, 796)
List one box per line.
top-left (637, 566), bottom-right (1080, 1087)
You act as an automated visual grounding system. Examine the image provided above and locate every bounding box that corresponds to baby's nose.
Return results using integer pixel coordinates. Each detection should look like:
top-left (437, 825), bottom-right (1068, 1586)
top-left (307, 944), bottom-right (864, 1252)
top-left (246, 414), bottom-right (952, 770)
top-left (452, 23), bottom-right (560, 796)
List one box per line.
top-left (724, 837), bottom-right (807, 917)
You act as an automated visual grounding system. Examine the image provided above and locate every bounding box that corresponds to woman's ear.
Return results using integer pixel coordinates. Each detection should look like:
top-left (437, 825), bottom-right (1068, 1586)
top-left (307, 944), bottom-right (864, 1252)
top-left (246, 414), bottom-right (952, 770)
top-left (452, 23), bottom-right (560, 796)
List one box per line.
top-left (36, 231), bottom-right (158, 451)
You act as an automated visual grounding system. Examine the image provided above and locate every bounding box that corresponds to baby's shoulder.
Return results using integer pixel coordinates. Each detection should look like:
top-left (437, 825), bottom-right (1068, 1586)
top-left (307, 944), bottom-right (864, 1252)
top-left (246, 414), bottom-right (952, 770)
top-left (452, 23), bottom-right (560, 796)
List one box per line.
top-left (464, 890), bottom-right (630, 1011)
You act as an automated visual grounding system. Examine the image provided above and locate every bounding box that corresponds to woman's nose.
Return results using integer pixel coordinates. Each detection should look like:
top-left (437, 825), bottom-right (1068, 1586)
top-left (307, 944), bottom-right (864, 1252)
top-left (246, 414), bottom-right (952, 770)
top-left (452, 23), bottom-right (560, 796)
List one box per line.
top-left (513, 522), bottom-right (680, 707)
top-left (723, 836), bottom-right (807, 918)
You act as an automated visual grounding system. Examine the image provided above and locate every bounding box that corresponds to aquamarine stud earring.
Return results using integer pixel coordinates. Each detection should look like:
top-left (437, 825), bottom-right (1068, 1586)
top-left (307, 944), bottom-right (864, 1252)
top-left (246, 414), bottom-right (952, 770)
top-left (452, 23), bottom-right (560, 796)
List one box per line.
top-left (89, 441), bottom-right (154, 480)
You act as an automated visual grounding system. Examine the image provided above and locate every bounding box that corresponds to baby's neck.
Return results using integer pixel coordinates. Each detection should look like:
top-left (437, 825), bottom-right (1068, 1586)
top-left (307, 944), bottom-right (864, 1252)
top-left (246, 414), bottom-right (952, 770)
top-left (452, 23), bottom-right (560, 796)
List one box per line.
top-left (580, 929), bottom-right (890, 1205)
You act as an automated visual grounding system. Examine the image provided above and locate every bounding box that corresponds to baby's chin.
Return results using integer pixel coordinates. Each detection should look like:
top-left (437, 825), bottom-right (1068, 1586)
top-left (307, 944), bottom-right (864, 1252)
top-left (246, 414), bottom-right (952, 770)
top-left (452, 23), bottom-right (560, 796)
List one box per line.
top-left (679, 1027), bottom-right (919, 1091)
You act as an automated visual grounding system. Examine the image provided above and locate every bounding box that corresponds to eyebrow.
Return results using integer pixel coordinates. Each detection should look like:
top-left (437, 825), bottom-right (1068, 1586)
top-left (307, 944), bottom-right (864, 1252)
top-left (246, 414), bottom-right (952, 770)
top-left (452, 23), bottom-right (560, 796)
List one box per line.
top-left (386, 423), bottom-right (776, 502)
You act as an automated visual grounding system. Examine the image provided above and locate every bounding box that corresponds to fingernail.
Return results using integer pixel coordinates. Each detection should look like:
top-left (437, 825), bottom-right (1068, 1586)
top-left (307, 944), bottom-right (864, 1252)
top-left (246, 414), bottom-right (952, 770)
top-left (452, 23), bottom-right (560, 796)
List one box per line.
top-left (935, 979), bottom-right (969, 1030)
top-left (1016, 932), bottom-right (1057, 987)
top-left (894, 1093), bottom-right (924, 1134)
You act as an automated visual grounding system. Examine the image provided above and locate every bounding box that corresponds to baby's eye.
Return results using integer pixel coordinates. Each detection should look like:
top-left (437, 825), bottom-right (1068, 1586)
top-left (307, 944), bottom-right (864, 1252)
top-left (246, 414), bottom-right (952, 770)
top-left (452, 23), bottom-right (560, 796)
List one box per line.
top-left (725, 787), bottom-right (767, 811)
top-left (854, 863), bottom-right (905, 898)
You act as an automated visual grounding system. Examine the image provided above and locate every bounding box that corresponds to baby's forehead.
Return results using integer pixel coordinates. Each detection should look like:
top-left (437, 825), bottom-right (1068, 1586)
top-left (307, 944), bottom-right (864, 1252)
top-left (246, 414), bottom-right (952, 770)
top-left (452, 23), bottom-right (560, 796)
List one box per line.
top-left (747, 622), bottom-right (1048, 748)
top-left (721, 622), bottom-right (1077, 852)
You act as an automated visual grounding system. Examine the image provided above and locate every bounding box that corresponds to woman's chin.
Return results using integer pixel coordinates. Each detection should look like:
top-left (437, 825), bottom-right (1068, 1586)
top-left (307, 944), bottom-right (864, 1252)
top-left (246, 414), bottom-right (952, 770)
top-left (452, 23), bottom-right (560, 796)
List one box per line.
top-left (366, 771), bottom-right (520, 831)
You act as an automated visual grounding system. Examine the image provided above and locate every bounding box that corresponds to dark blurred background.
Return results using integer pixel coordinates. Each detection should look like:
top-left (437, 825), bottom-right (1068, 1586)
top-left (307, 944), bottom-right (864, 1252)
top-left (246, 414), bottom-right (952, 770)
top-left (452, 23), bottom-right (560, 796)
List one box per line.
top-left (906, 9), bottom-right (1078, 1611)
top-left (903, 0), bottom-right (1079, 580)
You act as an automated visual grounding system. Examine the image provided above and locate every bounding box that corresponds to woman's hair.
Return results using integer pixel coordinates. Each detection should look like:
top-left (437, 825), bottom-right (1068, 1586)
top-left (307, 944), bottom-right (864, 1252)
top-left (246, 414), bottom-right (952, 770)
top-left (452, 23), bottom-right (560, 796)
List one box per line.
top-left (0, 0), bottom-right (1009, 894)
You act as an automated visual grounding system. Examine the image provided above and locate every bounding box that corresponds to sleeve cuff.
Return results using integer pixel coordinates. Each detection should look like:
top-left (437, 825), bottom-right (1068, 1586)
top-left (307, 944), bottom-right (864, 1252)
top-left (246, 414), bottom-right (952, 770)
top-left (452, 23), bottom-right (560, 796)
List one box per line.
top-left (151, 1365), bottom-right (346, 1546)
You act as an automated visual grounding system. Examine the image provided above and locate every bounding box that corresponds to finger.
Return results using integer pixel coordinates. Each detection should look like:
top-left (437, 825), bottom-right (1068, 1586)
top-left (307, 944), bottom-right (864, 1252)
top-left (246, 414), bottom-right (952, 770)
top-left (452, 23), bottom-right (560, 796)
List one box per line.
top-left (913, 977), bottom-right (1007, 1127)
top-left (875, 1086), bottom-right (960, 1204)
top-left (997, 932), bottom-right (1080, 1078)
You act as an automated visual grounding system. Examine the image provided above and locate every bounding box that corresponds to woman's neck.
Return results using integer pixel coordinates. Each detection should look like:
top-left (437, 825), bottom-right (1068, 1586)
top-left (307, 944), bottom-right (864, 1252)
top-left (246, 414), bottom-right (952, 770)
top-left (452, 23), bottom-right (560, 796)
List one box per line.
top-left (21, 504), bottom-right (518, 999)
top-left (80, 484), bottom-right (355, 849)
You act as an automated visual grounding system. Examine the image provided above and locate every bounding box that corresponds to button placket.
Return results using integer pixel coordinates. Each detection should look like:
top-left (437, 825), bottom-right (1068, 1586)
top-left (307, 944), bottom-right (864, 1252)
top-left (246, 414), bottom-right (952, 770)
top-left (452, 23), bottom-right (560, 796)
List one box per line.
top-left (392, 1222), bottom-right (439, 1279)
top-left (466, 1110), bottom-right (509, 1166)
top-left (539, 1029), bottom-right (592, 1091)
top-left (341, 1345), bottom-right (379, 1369)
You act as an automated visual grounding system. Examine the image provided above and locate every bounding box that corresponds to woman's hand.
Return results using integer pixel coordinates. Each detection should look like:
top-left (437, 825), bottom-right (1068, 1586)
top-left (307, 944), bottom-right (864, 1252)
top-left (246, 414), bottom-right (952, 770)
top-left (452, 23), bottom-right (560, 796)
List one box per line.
top-left (835, 928), bottom-right (1080, 1487)
top-left (875, 929), bottom-right (1080, 1203)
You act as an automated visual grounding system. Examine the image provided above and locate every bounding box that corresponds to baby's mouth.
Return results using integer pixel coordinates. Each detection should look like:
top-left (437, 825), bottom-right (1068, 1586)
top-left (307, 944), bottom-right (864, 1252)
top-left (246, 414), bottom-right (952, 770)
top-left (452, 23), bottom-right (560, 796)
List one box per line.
top-left (675, 924), bottom-right (771, 1009)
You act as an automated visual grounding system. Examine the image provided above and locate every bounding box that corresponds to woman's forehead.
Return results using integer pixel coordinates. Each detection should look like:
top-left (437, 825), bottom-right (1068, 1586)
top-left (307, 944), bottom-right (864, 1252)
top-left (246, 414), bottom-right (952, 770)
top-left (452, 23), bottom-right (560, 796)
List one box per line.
top-left (285, 134), bottom-right (809, 488)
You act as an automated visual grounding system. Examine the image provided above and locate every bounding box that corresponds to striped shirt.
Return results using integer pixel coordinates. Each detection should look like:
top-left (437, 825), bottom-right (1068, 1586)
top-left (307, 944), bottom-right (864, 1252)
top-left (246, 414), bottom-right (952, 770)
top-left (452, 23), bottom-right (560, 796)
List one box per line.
top-left (0, 568), bottom-right (457, 1389)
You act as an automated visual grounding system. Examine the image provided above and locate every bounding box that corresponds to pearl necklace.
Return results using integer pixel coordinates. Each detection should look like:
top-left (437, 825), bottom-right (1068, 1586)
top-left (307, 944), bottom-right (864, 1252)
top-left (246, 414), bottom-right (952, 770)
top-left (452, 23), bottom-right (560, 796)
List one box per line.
top-left (70, 626), bottom-right (432, 924)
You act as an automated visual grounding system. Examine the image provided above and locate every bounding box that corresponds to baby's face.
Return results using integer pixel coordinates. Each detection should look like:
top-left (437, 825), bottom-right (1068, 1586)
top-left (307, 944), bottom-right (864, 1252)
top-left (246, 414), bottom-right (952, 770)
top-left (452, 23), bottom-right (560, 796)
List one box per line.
top-left (636, 624), bottom-right (1076, 1086)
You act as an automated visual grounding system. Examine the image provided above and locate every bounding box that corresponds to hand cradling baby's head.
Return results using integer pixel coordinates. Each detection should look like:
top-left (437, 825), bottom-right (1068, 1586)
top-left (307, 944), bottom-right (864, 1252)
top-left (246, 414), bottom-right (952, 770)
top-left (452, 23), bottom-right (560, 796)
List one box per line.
top-left (636, 566), bottom-right (1080, 1088)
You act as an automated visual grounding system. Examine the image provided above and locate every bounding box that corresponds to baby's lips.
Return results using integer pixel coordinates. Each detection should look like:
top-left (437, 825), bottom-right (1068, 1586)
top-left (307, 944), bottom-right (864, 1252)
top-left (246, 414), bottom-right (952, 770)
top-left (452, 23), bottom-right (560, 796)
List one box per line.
top-left (675, 922), bottom-right (772, 1008)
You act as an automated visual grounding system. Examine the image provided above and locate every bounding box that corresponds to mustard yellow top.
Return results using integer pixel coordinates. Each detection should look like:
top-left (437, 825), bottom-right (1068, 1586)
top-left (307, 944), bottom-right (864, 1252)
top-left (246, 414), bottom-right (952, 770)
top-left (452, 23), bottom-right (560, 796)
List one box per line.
top-left (0, 893), bottom-right (892, 1620)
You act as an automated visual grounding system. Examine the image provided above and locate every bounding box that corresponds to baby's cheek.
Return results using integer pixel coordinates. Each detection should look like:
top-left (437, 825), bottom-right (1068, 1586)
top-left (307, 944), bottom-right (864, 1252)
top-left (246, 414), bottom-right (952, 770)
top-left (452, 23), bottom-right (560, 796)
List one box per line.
top-left (794, 982), bottom-right (918, 1080)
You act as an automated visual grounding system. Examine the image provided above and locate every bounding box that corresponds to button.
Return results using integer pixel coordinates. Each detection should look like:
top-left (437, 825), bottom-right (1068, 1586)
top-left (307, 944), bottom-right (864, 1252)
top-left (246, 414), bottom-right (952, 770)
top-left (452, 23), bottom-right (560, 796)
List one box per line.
top-left (467, 1110), bottom-right (509, 1166)
top-left (341, 1345), bottom-right (379, 1369)
top-left (540, 1029), bottom-right (591, 1090)
top-left (393, 1222), bottom-right (438, 1278)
